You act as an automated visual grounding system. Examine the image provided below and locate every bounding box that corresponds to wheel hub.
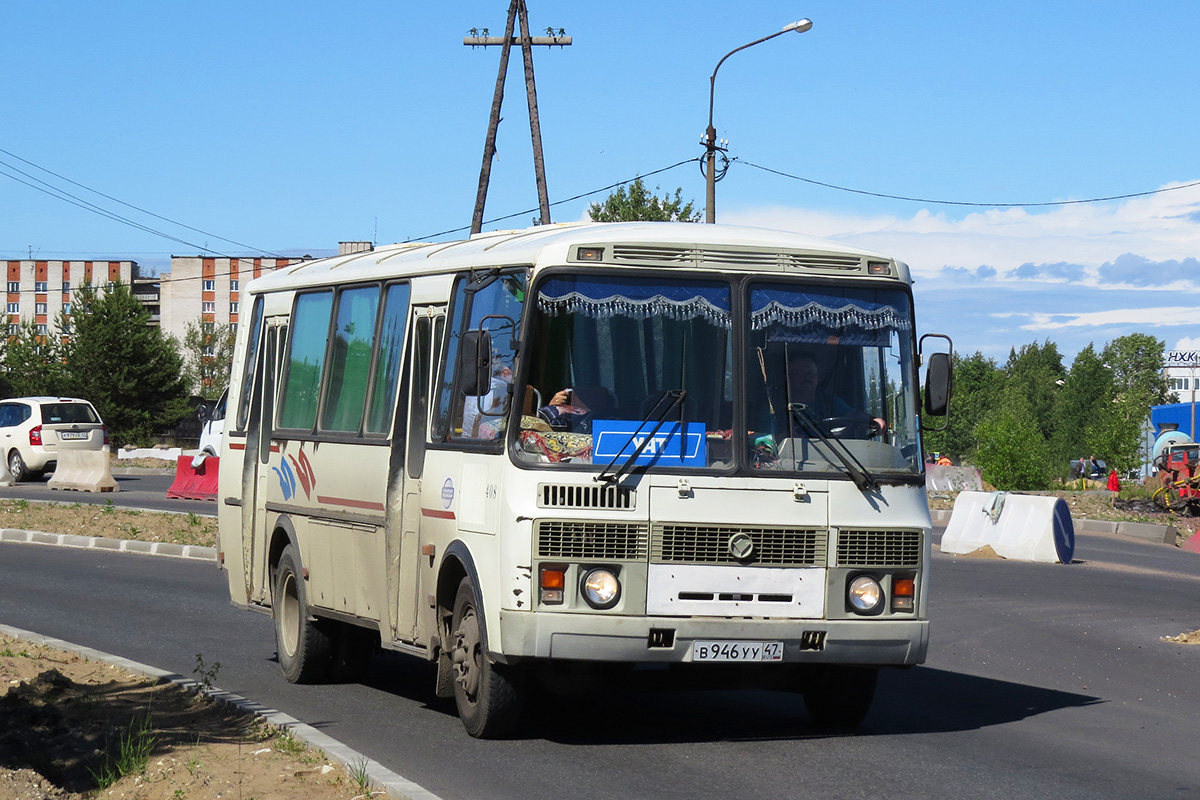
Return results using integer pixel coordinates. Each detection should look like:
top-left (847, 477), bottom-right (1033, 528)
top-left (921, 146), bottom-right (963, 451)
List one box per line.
top-left (452, 608), bottom-right (482, 700)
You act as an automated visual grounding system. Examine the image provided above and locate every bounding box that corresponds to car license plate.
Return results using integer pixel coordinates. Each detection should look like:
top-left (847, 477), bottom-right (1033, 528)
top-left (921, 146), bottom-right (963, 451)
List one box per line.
top-left (691, 640), bottom-right (784, 662)
top-left (59, 431), bottom-right (89, 440)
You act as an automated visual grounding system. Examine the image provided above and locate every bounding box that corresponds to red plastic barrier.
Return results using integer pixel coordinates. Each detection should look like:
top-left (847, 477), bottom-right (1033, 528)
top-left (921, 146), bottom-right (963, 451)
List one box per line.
top-left (166, 455), bottom-right (219, 501)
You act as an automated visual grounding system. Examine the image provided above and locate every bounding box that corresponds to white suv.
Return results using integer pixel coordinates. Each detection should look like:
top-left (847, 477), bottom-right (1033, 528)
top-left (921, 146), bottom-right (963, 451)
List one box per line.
top-left (0, 397), bottom-right (108, 482)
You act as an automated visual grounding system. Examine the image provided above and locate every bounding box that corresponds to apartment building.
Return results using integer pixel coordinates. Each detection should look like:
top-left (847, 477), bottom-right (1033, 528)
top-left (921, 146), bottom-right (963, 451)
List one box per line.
top-left (4, 259), bottom-right (136, 339)
top-left (5, 242), bottom-right (374, 346)
top-left (157, 256), bottom-right (302, 345)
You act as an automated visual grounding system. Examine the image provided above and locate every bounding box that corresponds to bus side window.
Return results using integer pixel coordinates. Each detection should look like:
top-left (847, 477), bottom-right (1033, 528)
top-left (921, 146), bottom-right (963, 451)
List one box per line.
top-left (433, 271), bottom-right (524, 443)
top-left (408, 316), bottom-right (433, 479)
top-left (277, 290), bottom-right (334, 432)
top-left (235, 296), bottom-right (265, 432)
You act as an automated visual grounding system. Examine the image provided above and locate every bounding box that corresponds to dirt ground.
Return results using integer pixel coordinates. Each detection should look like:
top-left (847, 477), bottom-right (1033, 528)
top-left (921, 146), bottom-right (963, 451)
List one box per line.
top-left (0, 633), bottom-right (377, 800)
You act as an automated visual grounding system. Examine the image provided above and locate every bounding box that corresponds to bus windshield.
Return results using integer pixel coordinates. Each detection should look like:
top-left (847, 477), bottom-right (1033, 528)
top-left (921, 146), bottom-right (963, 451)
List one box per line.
top-left (515, 273), bottom-right (922, 479)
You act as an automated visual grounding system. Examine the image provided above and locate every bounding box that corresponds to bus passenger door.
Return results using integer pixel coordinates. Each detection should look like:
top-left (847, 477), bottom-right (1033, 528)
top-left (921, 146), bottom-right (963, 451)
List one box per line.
top-left (246, 319), bottom-right (287, 604)
top-left (392, 307), bottom-right (443, 643)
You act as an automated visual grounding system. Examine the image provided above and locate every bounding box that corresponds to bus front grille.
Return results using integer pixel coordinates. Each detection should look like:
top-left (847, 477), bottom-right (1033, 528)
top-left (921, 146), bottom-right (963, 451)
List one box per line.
top-left (651, 524), bottom-right (827, 567)
top-left (536, 520), bottom-right (649, 560)
top-left (836, 529), bottom-right (922, 567)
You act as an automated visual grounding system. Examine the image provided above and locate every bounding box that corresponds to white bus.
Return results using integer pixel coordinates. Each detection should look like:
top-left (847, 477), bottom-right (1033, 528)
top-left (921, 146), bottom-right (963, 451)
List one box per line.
top-left (217, 222), bottom-right (952, 738)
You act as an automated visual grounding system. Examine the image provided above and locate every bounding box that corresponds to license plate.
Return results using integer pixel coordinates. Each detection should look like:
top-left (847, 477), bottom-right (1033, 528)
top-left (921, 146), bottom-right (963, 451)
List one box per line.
top-left (59, 431), bottom-right (89, 440)
top-left (692, 640), bottom-right (784, 662)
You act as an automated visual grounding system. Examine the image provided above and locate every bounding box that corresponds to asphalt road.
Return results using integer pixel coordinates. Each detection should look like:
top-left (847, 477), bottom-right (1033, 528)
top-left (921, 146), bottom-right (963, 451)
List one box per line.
top-left (0, 470), bottom-right (214, 515)
top-left (0, 529), bottom-right (1198, 800)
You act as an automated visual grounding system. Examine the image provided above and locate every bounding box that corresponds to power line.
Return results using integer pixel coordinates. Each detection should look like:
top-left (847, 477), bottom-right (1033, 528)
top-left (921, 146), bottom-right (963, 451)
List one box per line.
top-left (0, 146), bottom-right (285, 258)
top-left (737, 159), bottom-right (1200, 208)
top-left (409, 158), bottom-right (700, 241)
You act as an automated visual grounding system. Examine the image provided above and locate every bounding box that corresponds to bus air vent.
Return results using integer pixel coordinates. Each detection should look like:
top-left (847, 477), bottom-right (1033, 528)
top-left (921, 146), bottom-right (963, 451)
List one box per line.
top-left (608, 244), bottom-right (865, 273)
top-left (536, 520), bottom-right (649, 560)
top-left (538, 483), bottom-right (635, 510)
top-left (781, 253), bottom-right (864, 272)
top-left (836, 529), bottom-right (922, 567)
top-left (650, 524), bottom-right (827, 567)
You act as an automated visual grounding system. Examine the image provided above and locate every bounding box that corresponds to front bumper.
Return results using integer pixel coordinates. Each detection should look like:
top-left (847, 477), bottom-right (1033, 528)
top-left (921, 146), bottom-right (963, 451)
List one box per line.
top-left (496, 610), bottom-right (928, 666)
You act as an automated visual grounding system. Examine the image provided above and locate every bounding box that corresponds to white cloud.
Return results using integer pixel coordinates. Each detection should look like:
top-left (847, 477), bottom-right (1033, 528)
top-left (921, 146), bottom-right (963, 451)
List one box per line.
top-left (724, 179), bottom-right (1200, 361)
top-left (727, 179), bottom-right (1200, 285)
top-left (1019, 306), bottom-right (1199, 330)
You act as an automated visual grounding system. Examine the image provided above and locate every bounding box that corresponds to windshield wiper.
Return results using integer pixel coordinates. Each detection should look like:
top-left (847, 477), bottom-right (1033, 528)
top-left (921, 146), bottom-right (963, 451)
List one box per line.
top-left (786, 403), bottom-right (879, 493)
top-left (595, 389), bottom-right (687, 485)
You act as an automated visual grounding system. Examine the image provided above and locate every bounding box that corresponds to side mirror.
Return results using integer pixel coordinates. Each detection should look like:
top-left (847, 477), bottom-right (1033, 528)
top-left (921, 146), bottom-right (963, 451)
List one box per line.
top-left (459, 330), bottom-right (492, 397)
top-left (924, 352), bottom-right (952, 416)
top-left (196, 404), bottom-right (211, 423)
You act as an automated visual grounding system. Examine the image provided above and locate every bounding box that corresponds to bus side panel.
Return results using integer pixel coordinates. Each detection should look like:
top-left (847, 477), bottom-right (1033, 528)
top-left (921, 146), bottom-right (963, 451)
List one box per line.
top-left (268, 438), bottom-right (391, 624)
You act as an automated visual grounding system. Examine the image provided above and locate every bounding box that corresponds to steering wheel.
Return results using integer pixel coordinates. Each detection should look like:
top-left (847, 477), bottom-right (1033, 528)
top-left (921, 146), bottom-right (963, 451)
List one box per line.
top-left (819, 416), bottom-right (882, 440)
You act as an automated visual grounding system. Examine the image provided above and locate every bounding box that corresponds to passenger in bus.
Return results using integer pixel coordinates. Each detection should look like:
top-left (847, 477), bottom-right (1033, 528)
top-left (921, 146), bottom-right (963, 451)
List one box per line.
top-left (462, 361), bottom-right (513, 439)
top-left (537, 386), bottom-right (617, 434)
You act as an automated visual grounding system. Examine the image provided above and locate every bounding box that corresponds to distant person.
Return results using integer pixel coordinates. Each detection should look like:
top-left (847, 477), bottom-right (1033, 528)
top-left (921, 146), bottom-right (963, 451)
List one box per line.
top-left (936, 454), bottom-right (952, 466)
top-left (1089, 455), bottom-right (1102, 480)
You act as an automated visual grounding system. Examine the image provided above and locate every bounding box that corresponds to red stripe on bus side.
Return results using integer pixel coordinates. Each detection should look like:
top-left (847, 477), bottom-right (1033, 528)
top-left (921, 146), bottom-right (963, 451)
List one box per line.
top-left (421, 508), bottom-right (456, 519)
top-left (316, 496), bottom-right (387, 512)
top-left (228, 442), bottom-right (246, 451)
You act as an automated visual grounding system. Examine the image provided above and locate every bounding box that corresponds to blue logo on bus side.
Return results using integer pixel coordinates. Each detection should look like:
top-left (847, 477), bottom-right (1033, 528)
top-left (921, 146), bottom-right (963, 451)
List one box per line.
top-left (273, 458), bottom-right (297, 501)
top-left (441, 478), bottom-right (455, 509)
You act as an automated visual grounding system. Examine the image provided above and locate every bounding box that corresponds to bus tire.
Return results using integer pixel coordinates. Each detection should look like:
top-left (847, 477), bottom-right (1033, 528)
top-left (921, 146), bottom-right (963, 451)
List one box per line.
top-left (801, 665), bottom-right (878, 727)
top-left (449, 577), bottom-right (524, 738)
top-left (274, 545), bottom-right (334, 684)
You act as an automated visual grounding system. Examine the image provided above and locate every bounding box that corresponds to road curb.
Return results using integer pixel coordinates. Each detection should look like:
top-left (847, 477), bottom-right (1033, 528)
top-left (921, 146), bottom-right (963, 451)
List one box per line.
top-left (0, 623), bottom-right (444, 800)
top-left (0, 528), bottom-right (218, 561)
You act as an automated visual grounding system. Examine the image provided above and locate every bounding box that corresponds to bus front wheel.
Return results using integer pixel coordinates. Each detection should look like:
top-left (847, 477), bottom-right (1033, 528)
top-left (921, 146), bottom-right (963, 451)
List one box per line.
top-left (274, 545), bottom-right (335, 684)
top-left (801, 665), bottom-right (878, 727)
top-left (449, 578), bottom-right (524, 738)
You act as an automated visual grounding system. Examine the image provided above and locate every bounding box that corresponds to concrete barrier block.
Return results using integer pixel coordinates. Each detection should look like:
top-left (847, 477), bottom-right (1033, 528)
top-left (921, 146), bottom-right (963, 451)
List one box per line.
top-left (1114, 521), bottom-right (1177, 545)
top-left (925, 464), bottom-right (984, 492)
top-left (942, 491), bottom-right (1074, 564)
top-left (47, 450), bottom-right (119, 493)
top-left (1078, 519), bottom-right (1120, 535)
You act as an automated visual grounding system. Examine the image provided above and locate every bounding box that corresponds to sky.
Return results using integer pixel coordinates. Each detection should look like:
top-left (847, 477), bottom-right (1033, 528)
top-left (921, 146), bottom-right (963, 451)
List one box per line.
top-left (3, 0), bottom-right (1199, 365)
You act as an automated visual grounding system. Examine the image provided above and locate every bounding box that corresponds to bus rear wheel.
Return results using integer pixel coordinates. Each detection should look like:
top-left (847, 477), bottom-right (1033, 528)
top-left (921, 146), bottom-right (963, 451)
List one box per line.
top-left (801, 665), bottom-right (878, 727)
top-left (274, 544), bottom-right (335, 684)
top-left (449, 578), bottom-right (524, 738)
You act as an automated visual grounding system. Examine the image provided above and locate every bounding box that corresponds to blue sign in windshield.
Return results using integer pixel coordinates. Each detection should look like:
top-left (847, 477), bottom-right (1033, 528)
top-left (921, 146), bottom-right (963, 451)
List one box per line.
top-left (591, 420), bottom-right (708, 468)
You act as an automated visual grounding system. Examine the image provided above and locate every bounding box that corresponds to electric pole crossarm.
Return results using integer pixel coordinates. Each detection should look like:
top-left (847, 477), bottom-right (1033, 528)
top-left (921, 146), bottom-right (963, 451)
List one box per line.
top-left (464, 36), bottom-right (572, 46)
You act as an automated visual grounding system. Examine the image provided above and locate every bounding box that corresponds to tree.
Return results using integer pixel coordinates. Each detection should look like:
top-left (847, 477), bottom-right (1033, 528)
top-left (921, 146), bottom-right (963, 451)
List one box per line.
top-left (64, 281), bottom-right (190, 447)
top-left (1091, 333), bottom-right (1170, 474)
top-left (1050, 344), bottom-right (1113, 473)
top-left (922, 351), bottom-right (1003, 462)
top-left (974, 385), bottom-right (1053, 491)
top-left (1004, 340), bottom-right (1066, 444)
top-left (1, 320), bottom-right (68, 397)
top-left (180, 318), bottom-right (236, 399)
top-left (588, 177), bottom-right (701, 222)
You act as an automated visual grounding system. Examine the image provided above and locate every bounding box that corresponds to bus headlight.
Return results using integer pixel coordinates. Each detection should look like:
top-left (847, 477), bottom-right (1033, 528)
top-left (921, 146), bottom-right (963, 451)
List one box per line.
top-left (847, 575), bottom-right (883, 614)
top-left (581, 568), bottom-right (621, 609)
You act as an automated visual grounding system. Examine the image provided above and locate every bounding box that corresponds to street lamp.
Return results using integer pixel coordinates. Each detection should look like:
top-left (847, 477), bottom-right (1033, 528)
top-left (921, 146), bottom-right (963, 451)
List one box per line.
top-left (704, 18), bottom-right (812, 224)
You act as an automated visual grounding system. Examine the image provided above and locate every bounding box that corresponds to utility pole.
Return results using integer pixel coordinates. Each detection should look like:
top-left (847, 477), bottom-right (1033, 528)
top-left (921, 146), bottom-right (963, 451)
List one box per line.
top-left (465, 1), bottom-right (570, 235)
